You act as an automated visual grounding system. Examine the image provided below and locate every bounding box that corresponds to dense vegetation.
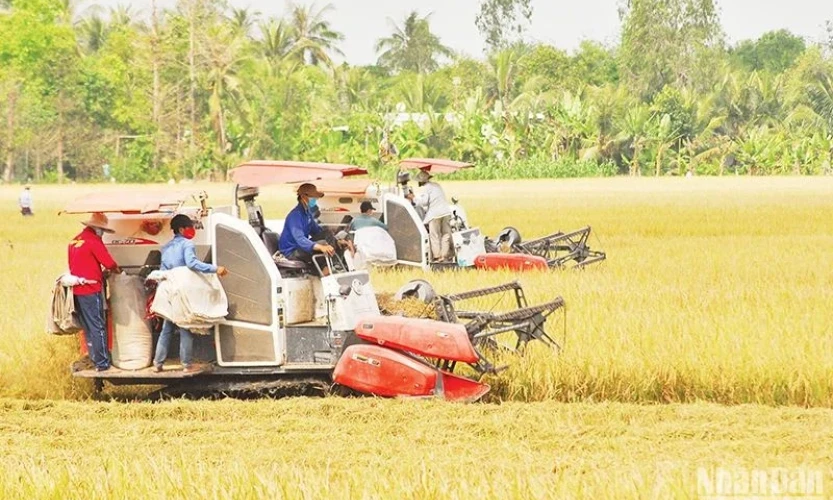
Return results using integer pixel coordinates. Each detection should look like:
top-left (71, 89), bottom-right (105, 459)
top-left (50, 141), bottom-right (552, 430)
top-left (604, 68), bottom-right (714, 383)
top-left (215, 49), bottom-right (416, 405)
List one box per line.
top-left (1, 0), bottom-right (832, 182)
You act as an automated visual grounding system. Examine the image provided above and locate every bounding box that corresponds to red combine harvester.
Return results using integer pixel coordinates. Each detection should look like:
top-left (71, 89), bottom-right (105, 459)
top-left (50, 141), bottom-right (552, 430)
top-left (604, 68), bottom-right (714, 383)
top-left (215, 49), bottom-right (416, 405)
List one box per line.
top-left (59, 161), bottom-right (565, 401)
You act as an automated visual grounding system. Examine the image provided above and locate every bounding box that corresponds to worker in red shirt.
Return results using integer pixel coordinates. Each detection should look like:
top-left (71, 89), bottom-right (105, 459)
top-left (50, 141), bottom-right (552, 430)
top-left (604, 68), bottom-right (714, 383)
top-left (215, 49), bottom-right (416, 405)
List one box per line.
top-left (68, 212), bottom-right (121, 371)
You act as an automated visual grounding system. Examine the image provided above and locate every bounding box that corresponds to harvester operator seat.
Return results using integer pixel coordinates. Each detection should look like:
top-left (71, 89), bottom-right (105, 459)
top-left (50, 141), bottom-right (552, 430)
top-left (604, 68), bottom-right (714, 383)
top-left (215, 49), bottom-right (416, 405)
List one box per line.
top-left (272, 243), bottom-right (309, 277)
top-left (261, 229), bottom-right (280, 257)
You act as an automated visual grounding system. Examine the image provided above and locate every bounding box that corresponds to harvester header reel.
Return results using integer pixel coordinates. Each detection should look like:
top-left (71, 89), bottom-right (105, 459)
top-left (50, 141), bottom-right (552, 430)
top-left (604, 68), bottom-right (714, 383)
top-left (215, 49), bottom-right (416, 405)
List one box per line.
top-left (491, 226), bottom-right (606, 269)
top-left (433, 281), bottom-right (565, 356)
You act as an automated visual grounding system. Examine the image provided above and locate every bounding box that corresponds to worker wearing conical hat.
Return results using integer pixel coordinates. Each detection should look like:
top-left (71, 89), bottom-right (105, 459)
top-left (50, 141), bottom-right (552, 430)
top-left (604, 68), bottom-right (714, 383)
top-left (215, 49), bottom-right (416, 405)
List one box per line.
top-left (68, 212), bottom-right (121, 372)
top-left (406, 170), bottom-right (453, 262)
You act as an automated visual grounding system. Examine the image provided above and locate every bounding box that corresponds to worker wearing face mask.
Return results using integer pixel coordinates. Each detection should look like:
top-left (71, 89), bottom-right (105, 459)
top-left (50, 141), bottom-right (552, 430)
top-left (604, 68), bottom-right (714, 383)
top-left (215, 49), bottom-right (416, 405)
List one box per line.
top-left (278, 183), bottom-right (337, 276)
top-left (153, 214), bottom-right (227, 373)
top-left (68, 212), bottom-right (122, 371)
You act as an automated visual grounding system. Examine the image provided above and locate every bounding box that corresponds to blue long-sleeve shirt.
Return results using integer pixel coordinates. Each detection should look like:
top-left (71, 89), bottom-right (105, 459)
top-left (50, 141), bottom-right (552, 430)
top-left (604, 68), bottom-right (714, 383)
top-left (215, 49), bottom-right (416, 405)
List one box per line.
top-left (279, 203), bottom-right (322, 255)
top-left (160, 234), bottom-right (217, 273)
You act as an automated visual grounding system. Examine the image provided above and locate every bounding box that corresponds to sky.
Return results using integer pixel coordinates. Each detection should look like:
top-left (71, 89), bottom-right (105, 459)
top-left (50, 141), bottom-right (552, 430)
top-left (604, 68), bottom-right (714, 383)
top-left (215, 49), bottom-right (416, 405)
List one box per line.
top-left (83, 0), bottom-right (833, 65)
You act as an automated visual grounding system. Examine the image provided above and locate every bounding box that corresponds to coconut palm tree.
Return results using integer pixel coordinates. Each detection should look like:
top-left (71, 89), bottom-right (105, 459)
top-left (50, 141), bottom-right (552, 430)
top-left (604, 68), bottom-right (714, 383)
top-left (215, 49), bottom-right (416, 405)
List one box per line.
top-left (229, 6), bottom-right (258, 37)
top-left (287, 2), bottom-right (344, 67)
top-left (200, 23), bottom-right (251, 157)
top-left (339, 67), bottom-right (377, 111)
top-left (256, 19), bottom-right (295, 68)
top-left (75, 5), bottom-right (135, 54)
top-left (76, 13), bottom-right (108, 53)
top-left (806, 72), bottom-right (833, 131)
top-left (375, 11), bottom-right (453, 74)
top-left (394, 74), bottom-right (445, 112)
top-left (108, 5), bottom-right (134, 29)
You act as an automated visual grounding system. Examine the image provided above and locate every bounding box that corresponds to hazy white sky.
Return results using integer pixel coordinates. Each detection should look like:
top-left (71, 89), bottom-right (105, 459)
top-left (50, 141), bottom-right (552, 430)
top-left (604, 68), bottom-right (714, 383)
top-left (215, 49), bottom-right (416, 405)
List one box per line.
top-left (84, 0), bottom-right (833, 65)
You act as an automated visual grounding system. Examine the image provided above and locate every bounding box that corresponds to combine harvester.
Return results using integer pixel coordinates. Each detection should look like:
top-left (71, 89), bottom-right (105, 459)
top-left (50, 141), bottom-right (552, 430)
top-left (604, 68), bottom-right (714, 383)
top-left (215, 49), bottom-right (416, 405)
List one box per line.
top-left (60, 161), bottom-right (565, 401)
top-left (308, 157), bottom-right (606, 271)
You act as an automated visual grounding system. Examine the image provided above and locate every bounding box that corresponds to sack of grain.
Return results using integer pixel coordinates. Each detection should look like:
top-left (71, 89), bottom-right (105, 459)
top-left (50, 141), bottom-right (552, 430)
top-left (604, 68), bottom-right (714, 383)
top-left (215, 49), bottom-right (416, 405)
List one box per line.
top-left (109, 274), bottom-right (153, 370)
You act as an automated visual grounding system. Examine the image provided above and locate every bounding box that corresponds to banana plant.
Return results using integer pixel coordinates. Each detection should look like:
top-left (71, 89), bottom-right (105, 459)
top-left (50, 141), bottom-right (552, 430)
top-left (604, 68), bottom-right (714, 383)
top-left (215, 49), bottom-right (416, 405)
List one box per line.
top-left (649, 113), bottom-right (681, 176)
top-left (615, 103), bottom-right (652, 176)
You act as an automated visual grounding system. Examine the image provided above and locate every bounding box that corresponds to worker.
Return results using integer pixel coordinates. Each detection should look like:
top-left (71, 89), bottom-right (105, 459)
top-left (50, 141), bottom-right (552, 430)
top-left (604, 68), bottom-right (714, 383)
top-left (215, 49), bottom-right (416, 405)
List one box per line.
top-left (348, 201), bottom-right (388, 232)
top-left (278, 183), bottom-right (337, 276)
top-left (68, 212), bottom-right (121, 371)
top-left (406, 170), bottom-right (453, 262)
top-left (19, 185), bottom-right (33, 216)
top-left (153, 214), bottom-right (228, 373)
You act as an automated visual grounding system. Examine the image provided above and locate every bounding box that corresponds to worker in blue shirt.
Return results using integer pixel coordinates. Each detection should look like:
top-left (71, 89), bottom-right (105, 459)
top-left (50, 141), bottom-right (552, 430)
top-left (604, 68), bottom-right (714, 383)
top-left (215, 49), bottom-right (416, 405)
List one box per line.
top-left (153, 214), bottom-right (227, 373)
top-left (278, 183), bottom-right (336, 275)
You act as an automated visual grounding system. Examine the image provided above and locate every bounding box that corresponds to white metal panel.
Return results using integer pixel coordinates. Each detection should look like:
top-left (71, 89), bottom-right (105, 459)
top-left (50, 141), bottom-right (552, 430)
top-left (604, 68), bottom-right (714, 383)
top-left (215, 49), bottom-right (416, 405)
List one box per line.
top-left (382, 194), bottom-right (429, 268)
top-left (210, 213), bottom-right (285, 367)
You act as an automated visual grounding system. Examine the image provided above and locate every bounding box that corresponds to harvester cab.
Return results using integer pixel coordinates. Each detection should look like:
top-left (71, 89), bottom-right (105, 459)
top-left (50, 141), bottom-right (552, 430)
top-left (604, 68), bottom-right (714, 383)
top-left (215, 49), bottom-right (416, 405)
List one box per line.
top-left (58, 161), bottom-right (565, 402)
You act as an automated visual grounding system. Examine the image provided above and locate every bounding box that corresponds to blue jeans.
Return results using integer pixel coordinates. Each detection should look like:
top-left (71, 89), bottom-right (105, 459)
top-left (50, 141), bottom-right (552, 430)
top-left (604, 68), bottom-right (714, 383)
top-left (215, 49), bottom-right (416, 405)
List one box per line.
top-left (153, 320), bottom-right (194, 368)
top-left (75, 293), bottom-right (110, 370)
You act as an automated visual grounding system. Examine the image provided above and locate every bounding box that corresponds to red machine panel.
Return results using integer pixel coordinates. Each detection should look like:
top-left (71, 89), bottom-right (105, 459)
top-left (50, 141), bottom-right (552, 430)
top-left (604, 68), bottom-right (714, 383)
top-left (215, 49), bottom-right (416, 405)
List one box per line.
top-left (332, 345), bottom-right (490, 402)
top-left (354, 316), bottom-right (478, 364)
top-left (333, 344), bottom-right (438, 397)
top-left (474, 253), bottom-right (548, 271)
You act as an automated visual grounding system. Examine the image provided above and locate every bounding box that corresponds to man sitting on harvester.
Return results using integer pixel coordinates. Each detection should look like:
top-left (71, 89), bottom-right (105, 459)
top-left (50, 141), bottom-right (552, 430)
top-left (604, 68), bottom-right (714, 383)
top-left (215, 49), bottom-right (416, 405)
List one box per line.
top-left (153, 214), bottom-right (228, 373)
top-left (278, 183), bottom-right (338, 276)
top-left (349, 201), bottom-right (388, 232)
top-left (346, 201), bottom-right (396, 269)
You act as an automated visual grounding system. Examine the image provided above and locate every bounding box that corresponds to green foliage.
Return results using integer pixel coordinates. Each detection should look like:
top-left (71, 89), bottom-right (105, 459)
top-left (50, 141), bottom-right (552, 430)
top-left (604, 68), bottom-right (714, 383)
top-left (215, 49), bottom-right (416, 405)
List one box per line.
top-left (454, 158), bottom-right (618, 179)
top-left (619, 0), bottom-right (723, 97)
top-left (731, 30), bottom-right (806, 73)
top-left (572, 41), bottom-right (619, 86)
top-left (475, 0), bottom-right (533, 51)
top-left (375, 11), bottom-right (453, 74)
top-left (0, 1), bottom-right (832, 183)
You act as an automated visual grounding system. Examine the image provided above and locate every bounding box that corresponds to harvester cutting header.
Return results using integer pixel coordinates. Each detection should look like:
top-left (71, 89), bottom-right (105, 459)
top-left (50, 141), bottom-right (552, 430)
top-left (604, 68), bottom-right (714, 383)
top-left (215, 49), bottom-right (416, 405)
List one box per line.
top-left (51, 160), bottom-right (567, 401)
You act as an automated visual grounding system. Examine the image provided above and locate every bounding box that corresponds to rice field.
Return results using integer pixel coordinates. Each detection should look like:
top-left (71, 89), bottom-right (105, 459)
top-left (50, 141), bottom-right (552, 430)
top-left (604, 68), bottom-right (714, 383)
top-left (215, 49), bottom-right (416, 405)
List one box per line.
top-left (1, 176), bottom-right (832, 498)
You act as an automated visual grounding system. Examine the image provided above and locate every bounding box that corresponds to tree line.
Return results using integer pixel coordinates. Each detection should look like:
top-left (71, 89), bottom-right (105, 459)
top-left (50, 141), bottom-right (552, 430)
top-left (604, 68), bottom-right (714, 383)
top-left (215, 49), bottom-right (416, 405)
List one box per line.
top-left (1, 0), bottom-right (832, 183)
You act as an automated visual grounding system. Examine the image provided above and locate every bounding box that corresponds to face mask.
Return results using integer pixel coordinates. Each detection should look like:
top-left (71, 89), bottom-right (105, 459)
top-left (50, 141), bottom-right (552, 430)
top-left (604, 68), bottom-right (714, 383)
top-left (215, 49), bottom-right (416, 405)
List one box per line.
top-left (182, 227), bottom-right (196, 240)
top-left (93, 228), bottom-right (105, 237)
top-left (308, 198), bottom-right (318, 209)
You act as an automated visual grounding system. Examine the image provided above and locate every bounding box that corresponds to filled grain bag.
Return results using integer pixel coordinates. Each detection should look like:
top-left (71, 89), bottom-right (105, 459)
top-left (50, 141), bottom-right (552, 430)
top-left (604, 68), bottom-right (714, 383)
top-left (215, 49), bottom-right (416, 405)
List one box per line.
top-left (353, 226), bottom-right (397, 269)
top-left (109, 274), bottom-right (153, 370)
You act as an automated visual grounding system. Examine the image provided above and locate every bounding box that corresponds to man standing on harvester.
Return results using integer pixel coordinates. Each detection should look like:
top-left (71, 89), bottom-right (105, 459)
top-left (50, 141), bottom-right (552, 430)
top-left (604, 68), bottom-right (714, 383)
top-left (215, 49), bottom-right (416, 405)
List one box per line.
top-left (153, 214), bottom-right (228, 373)
top-left (406, 170), bottom-right (453, 262)
top-left (68, 212), bottom-right (121, 372)
top-left (278, 183), bottom-right (337, 275)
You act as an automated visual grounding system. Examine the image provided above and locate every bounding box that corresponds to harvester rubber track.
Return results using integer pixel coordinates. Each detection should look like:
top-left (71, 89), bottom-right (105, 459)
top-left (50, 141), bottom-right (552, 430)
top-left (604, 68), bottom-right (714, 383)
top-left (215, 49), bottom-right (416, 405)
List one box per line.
top-left (146, 377), bottom-right (331, 401)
